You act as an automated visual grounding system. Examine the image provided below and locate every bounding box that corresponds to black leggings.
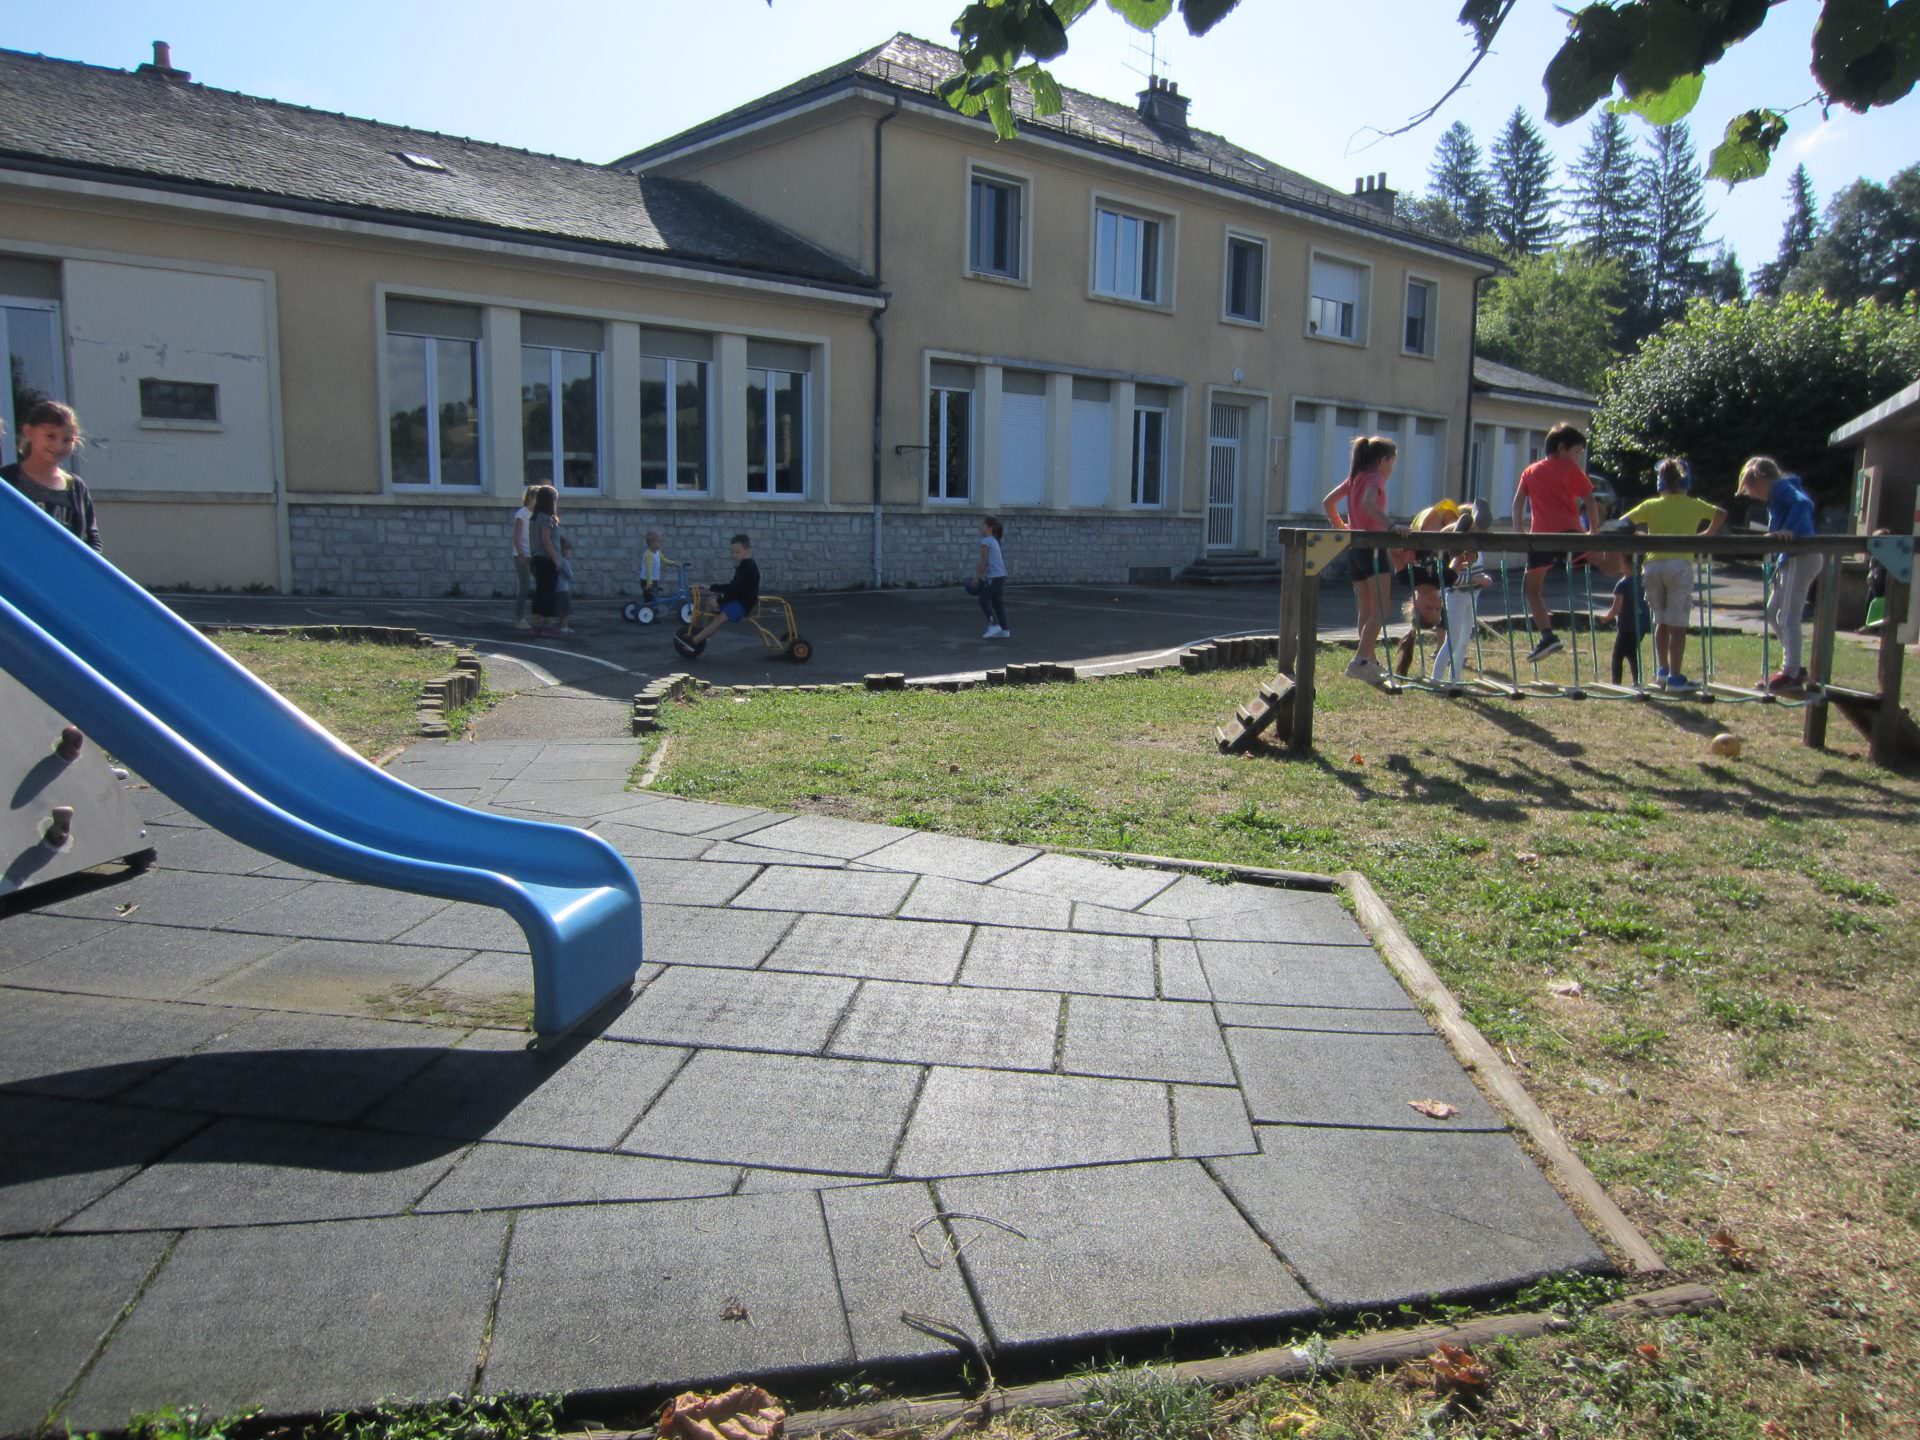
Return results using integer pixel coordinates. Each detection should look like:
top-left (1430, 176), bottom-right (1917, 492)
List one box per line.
top-left (977, 577), bottom-right (1007, 629)
top-left (1612, 622), bottom-right (1644, 685)
top-left (530, 556), bottom-right (559, 617)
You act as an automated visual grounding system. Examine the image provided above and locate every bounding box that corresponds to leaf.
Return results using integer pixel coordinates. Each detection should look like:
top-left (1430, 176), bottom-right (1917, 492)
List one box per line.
top-left (1814, 0), bottom-right (1920, 108)
top-left (1543, 4), bottom-right (1640, 124)
top-left (985, 82), bottom-right (1018, 140)
top-left (1349, 753), bottom-right (1366, 766)
top-left (1179, 0), bottom-right (1242, 35)
top-left (1015, 62), bottom-right (1066, 116)
top-left (1430, 1341), bottom-right (1491, 1389)
top-left (1609, 69), bottom-right (1705, 124)
top-left (1514, 850), bottom-right (1540, 865)
top-left (1707, 107), bottom-right (1789, 183)
top-left (1021, 2), bottom-right (1072, 61)
top-left (1458, 0), bottom-right (1510, 51)
top-left (1708, 1226), bottom-right (1755, 1268)
top-left (1637, 1342), bottom-right (1662, 1361)
top-left (1105, 0), bottom-right (1176, 31)
top-left (1550, 979), bottom-right (1584, 997)
top-left (658, 1386), bottom-right (786, 1440)
top-left (1410, 1098), bottom-right (1460, 1119)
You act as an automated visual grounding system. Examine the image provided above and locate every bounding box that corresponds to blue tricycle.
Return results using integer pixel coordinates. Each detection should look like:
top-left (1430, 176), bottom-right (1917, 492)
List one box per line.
top-left (621, 561), bottom-right (695, 626)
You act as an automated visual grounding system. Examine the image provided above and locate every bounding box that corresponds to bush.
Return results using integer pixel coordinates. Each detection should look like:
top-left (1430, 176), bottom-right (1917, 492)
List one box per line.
top-left (1589, 291), bottom-right (1920, 507)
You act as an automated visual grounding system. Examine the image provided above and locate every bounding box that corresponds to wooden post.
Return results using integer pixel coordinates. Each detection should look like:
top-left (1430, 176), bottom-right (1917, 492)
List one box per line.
top-left (1288, 562), bottom-right (1320, 753)
top-left (1871, 566), bottom-right (1912, 768)
top-left (1803, 553), bottom-right (1841, 751)
top-left (1275, 537), bottom-right (1304, 677)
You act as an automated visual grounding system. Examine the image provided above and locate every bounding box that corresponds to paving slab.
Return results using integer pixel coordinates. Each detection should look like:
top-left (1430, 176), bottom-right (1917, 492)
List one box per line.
top-left (991, 853), bottom-right (1178, 911)
top-left (0, 1231), bottom-right (172, 1437)
top-left (823, 1181), bottom-right (987, 1363)
top-left (937, 1161), bottom-right (1316, 1348)
top-left (365, 1030), bottom-right (688, 1148)
top-left (591, 820), bottom-right (715, 860)
top-left (829, 981), bottom-right (1059, 1072)
top-left (2, 926), bottom-right (289, 1003)
top-left (599, 795), bottom-right (773, 835)
top-left (641, 904), bottom-right (798, 969)
top-left (67, 1117), bottom-right (462, 1231)
top-left (391, 900), bottom-right (526, 953)
top-left (1198, 941), bottom-right (1419, 1010)
top-left (763, 913), bottom-right (972, 984)
top-left (43, 870), bottom-right (313, 930)
top-left (1188, 894), bottom-right (1371, 947)
top-left (893, 1068), bottom-right (1171, 1178)
top-left (408, 950), bottom-right (539, 1028)
top-left (604, 967), bottom-right (855, 1055)
top-left (736, 1168), bottom-right (875, 1194)
top-left (1139, 875), bottom-right (1329, 922)
top-left (145, 823), bottom-right (279, 876)
top-left (627, 856), bottom-right (758, 908)
top-left (622, 1051), bottom-right (920, 1175)
top-left (197, 938), bottom-right (472, 1017)
top-left (1061, 996), bottom-right (1235, 1084)
top-left (1171, 1084), bottom-right (1259, 1157)
top-left (1215, 1003), bottom-right (1436, 1035)
top-left (0, 992), bottom-right (238, 1100)
top-left (0, 1094), bottom-right (208, 1235)
top-left (858, 833), bottom-right (1040, 883)
top-left (897, 875), bottom-right (1072, 930)
top-left (0, 912), bottom-right (110, 973)
top-left (699, 838), bottom-right (845, 868)
top-left (1068, 901), bottom-right (1192, 938)
top-left (730, 865), bottom-right (915, 917)
top-left (68, 1213), bottom-right (506, 1429)
top-left (961, 927), bottom-right (1155, 999)
top-left (1225, 1029), bottom-right (1505, 1130)
top-left (486, 1192), bottom-right (851, 1398)
top-left (489, 781), bottom-right (653, 818)
top-left (415, 1144), bottom-right (737, 1213)
top-left (1214, 1129), bottom-right (1609, 1309)
top-left (731, 814), bottom-right (914, 860)
top-left (219, 881), bottom-right (453, 944)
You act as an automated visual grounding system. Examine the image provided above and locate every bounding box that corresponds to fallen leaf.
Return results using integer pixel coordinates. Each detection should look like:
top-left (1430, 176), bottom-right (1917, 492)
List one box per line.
top-left (1514, 851), bottom-right (1539, 866)
top-left (720, 1297), bottom-right (751, 1323)
top-left (1708, 1228), bottom-right (1754, 1268)
top-left (947, 763), bottom-right (961, 774)
top-left (659, 1385), bottom-right (785, 1440)
top-left (1430, 1341), bottom-right (1489, 1390)
top-left (1549, 980), bottom-right (1583, 998)
top-left (1349, 753), bottom-right (1366, 766)
top-left (1265, 1408), bottom-right (1322, 1437)
top-left (114, 903), bottom-right (139, 917)
top-left (1636, 1343), bottom-right (1661, 1362)
top-left (1409, 1098), bottom-right (1459, 1120)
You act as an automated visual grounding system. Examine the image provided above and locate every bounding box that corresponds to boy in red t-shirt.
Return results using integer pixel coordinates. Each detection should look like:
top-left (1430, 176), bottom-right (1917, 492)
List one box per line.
top-left (1512, 423), bottom-right (1599, 662)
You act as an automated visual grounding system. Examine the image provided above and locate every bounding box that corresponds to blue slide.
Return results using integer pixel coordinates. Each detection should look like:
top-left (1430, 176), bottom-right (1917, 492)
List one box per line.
top-left (0, 481), bottom-right (641, 1038)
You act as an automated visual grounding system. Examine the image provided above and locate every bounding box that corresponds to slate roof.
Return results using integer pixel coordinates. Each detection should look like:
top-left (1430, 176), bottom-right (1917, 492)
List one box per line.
top-left (620, 33), bottom-right (1493, 265)
top-left (0, 48), bottom-right (873, 291)
top-left (1473, 357), bottom-right (1596, 408)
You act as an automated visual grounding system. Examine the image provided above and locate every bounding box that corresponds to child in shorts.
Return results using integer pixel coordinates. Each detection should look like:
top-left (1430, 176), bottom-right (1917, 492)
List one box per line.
top-left (679, 533), bottom-right (760, 655)
top-left (1620, 458), bottom-right (1726, 691)
top-left (1322, 435), bottom-right (1397, 683)
top-left (1512, 423), bottom-right (1599, 662)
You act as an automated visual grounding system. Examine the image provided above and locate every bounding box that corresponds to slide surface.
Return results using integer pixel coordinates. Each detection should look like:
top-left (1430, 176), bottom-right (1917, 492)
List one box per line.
top-left (0, 481), bottom-right (641, 1036)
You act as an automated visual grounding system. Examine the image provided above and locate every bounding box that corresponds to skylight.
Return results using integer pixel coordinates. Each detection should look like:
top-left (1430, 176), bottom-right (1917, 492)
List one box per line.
top-left (395, 151), bottom-right (448, 173)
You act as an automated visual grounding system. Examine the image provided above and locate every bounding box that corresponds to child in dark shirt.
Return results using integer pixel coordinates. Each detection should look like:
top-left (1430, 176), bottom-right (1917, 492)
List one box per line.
top-left (679, 534), bottom-right (760, 655)
top-left (3, 399), bottom-right (102, 549)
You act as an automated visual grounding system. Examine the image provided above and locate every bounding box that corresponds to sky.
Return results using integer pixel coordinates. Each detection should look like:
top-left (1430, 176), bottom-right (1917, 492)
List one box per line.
top-left (23, 0), bottom-right (1917, 275)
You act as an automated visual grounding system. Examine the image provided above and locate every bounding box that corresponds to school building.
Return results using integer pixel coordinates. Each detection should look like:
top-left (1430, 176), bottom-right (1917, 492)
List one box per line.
top-left (0, 37), bottom-right (1582, 596)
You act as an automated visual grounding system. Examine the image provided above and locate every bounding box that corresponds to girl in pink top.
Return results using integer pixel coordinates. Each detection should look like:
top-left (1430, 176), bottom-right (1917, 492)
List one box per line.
top-left (1322, 434), bottom-right (1398, 683)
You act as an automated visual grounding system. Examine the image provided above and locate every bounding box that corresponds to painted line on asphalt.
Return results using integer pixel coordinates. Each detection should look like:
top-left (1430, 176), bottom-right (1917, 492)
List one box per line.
top-left (433, 636), bottom-right (638, 682)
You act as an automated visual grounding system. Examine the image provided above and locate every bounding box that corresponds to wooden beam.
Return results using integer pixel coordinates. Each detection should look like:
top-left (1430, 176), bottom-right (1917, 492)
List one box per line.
top-left (1804, 553), bottom-right (1841, 750)
top-left (1871, 569), bottom-right (1913, 768)
top-left (1288, 567), bottom-right (1319, 753)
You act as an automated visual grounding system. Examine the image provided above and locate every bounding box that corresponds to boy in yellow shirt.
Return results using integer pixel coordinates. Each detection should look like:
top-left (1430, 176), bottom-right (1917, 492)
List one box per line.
top-left (1620, 458), bottom-right (1726, 692)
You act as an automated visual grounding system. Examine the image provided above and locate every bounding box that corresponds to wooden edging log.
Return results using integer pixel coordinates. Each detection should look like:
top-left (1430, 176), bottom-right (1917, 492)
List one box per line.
top-left (1339, 870), bottom-right (1668, 1276)
top-left (587, 1283), bottom-right (1719, 1440)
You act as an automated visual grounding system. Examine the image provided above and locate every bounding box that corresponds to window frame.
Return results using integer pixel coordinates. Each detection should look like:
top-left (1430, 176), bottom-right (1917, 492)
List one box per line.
top-left (640, 353), bottom-right (712, 495)
top-left (1089, 192), bottom-right (1176, 310)
top-left (386, 327), bottom-right (484, 492)
top-left (965, 161), bottom-right (1032, 287)
top-left (1129, 402), bottom-right (1169, 509)
top-left (1221, 229), bottom-right (1268, 327)
top-left (521, 341), bottom-right (604, 492)
top-left (746, 365), bottom-right (809, 500)
top-left (927, 372), bottom-right (974, 504)
top-left (1402, 273), bottom-right (1439, 359)
top-left (1, 296), bottom-right (67, 468)
top-left (1305, 248), bottom-right (1372, 348)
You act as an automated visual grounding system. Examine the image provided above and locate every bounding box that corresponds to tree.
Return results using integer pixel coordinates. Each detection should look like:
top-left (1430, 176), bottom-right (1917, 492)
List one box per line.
top-left (1785, 163), bottom-right (1920, 305)
top-left (935, 1), bottom-right (1918, 182)
top-left (1566, 111), bottom-right (1647, 264)
top-left (1427, 121), bottom-right (1492, 238)
top-left (1638, 123), bottom-right (1711, 328)
top-left (1590, 292), bottom-right (1920, 506)
top-left (1475, 248), bottom-right (1624, 392)
top-left (1704, 245), bottom-right (1745, 302)
top-left (1753, 165), bottom-right (1822, 298)
top-left (1488, 107), bottom-right (1561, 255)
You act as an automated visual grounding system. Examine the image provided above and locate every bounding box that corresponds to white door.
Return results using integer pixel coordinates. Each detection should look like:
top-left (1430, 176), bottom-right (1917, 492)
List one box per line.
top-left (1208, 403), bottom-right (1243, 550)
top-left (1069, 396), bottom-right (1111, 507)
top-left (999, 391), bottom-right (1047, 507)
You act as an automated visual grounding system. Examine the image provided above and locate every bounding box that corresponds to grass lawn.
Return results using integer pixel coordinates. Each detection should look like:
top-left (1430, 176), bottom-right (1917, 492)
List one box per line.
top-left (212, 633), bottom-right (484, 757)
top-left (644, 630), bottom-right (1920, 1439)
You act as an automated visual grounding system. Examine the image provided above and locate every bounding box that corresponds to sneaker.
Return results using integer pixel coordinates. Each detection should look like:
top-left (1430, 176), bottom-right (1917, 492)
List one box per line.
top-left (1665, 672), bottom-right (1695, 692)
top-left (996, 629), bottom-right (1011, 640)
top-left (1527, 633), bottom-right (1563, 663)
top-left (1764, 668), bottom-right (1800, 693)
top-left (513, 616), bottom-right (532, 630)
top-left (1345, 655), bottom-right (1373, 678)
top-left (1655, 666), bottom-right (1670, 687)
top-left (983, 625), bottom-right (1005, 638)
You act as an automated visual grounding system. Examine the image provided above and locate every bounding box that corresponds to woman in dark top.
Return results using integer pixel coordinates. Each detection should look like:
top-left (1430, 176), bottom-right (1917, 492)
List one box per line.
top-left (526, 485), bottom-right (562, 636)
top-left (4, 399), bottom-right (102, 549)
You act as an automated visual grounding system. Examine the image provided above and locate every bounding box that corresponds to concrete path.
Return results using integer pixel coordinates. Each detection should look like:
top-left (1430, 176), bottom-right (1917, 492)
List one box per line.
top-left (1, 742), bottom-right (1606, 1435)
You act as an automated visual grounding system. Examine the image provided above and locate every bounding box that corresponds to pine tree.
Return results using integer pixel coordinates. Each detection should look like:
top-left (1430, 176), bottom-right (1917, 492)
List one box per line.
top-left (1638, 122), bottom-right (1710, 327)
top-left (1427, 121), bottom-right (1492, 238)
top-left (1705, 246), bottom-right (1745, 302)
top-left (1489, 107), bottom-right (1561, 256)
top-left (1754, 165), bottom-right (1822, 297)
top-left (1566, 111), bottom-right (1646, 262)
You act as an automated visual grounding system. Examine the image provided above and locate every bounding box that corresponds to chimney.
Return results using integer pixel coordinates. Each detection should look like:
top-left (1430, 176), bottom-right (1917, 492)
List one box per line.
top-left (1352, 171), bottom-right (1396, 215)
top-left (136, 40), bottom-right (191, 82)
top-left (1136, 76), bottom-right (1191, 136)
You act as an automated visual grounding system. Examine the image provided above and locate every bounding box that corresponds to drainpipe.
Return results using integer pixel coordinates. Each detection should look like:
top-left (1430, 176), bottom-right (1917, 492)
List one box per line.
top-left (870, 100), bottom-right (902, 590)
top-left (1459, 271), bottom-right (1492, 507)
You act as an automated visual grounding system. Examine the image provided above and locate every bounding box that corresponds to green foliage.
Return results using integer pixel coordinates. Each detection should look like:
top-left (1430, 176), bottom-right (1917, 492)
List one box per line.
top-left (322, 1397), bottom-right (560, 1440)
top-left (1638, 122), bottom-right (1712, 328)
top-left (1589, 289), bottom-right (1920, 503)
top-left (1567, 110), bottom-right (1649, 265)
top-left (1476, 246), bottom-right (1624, 391)
top-left (1753, 164), bottom-right (1824, 297)
top-left (1071, 1364), bottom-right (1217, 1440)
top-left (1427, 119), bottom-right (1493, 238)
top-left (1489, 106), bottom-right (1562, 255)
top-left (1785, 163), bottom-right (1920, 305)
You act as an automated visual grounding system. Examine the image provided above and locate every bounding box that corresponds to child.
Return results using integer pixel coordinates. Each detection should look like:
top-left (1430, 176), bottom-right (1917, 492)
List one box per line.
top-left (678, 533), bottom-right (760, 656)
top-left (526, 484), bottom-right (562, 637)
top-left (1593, 548), bottom-right (1654, 686)
top-left (1619, 458), bottom-right (1726, 691)
top-left (1322, 435), bottom-right (1397, 683)
top-left (639, 530), bottom-right (673, 603)
top-left (975, 516), bottom-right (1009, 639)
top-left (3, 399), bottom-right (102, 549)
top-left (1429, 508), bottom-right (1492, 687)
top-left (1512, 423), bottom-right (1598, 662)
top-left (1389, 499), bottom-right (1463, 676)
top-left (510, 486), bottom-right (536, 630)
top-left (553, 536), bottom-right (576, 638)
top-left (1736, 456), bottom-right (1818, 691)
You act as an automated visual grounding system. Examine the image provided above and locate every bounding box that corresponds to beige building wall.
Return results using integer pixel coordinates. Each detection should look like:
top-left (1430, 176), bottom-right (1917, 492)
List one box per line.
top-left (1468, 396), bottom-right (1598, 522)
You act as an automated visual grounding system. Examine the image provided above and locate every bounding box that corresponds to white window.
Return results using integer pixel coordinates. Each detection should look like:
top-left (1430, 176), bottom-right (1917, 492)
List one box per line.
top-left (640, 357), bottom-right (710, 493)
top-left (1288, 401), bottom-right (1321, 512)
top-left (386, 298), bottom-right (482, 489)
top-left (999, 370), bottom-right (1048, 507)
top-left (139, 378), bottom-right (220, 426)
top-left (747, 340), bottom-right (810, 497)
top-left (1131, 385), bottom-right (1171, 508)
top-left (1093, 204), bottom-right (1164, 304)
top-left (521, 314), bottom-right (603, 491)
top-left (1069, 377), bottom-right (1112, 507)
top-left (928, 362), bottom-right (973, 501)
top-left (969, 171), bottom-right (1025, 280)
top-left (1, 290), bottom-right (66, 466)
top-left (1308, 254), bottom-right (1367, 343)
top-left (1404, 277), bottom-right (1438, 356)
top-left (1224, 234), bottom-right (1265, 324)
